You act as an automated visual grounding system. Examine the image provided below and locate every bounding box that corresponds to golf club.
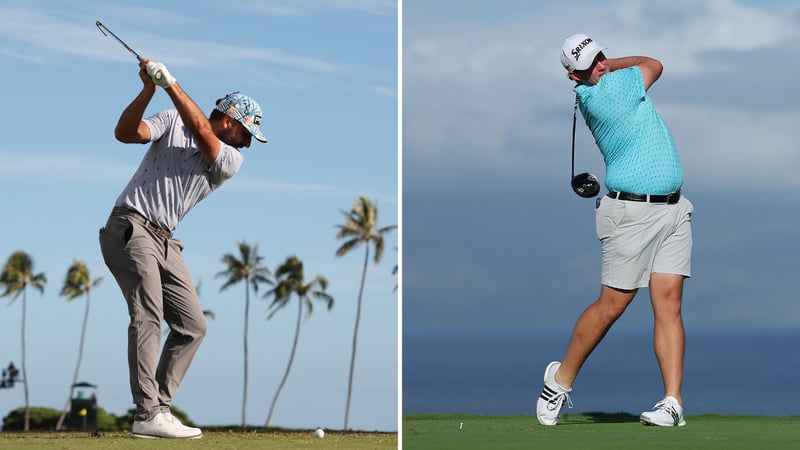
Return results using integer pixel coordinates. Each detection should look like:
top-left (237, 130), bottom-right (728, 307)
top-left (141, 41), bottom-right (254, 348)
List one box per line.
top-left (570, 94), bottom-right (600, 198)
top-left (97, 21), bottom-right (162, 81)
top-left (96, 21), bottom-right (143, 62)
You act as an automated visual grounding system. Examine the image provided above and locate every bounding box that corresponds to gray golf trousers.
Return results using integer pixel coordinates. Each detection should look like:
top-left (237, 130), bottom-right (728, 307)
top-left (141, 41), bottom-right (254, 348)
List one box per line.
top-left (99, 209), bottom-right (207, 421)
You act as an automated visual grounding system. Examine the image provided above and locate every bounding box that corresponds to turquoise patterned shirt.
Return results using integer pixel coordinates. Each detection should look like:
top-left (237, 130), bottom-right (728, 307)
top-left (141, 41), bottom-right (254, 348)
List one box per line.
top-left (574, 66), bottom-right (683, 194)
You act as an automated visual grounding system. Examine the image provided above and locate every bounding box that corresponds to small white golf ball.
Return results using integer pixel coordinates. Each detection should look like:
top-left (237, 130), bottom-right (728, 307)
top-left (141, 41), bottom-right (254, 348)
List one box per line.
top-left (314, 428), bottom-right (325, 438)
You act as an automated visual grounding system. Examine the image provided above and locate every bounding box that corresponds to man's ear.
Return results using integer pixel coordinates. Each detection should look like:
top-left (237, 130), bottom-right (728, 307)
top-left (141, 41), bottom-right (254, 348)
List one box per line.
top-left (221, 114), bottom-right (235, 129)
top-left (567, 71), bottom-right (581, 82)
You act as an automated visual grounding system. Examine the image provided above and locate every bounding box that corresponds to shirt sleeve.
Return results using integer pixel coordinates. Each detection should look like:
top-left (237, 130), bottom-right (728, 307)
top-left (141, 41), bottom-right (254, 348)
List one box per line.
top-left (628, 66), bottom-right (645, 97)
top-left (142, 110), bottom-right (179, 143)
top-left (207, 144), bottom-right (243, 186)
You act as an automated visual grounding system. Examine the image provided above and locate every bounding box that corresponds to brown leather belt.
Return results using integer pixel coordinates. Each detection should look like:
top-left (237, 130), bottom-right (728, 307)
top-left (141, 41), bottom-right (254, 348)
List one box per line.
top-left (111, 207), bottom-right (173, 239)
top-left (607, 190), bottom-right (681, 204)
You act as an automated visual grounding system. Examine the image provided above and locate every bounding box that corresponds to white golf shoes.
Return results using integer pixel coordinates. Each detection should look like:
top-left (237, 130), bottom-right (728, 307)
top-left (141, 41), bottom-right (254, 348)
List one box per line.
top-left (536, 361), bottom-right (573, 425)
top-left (640, 396), bottom-right (686, 427)
top-left (131, 410), bottom-right (203, 439)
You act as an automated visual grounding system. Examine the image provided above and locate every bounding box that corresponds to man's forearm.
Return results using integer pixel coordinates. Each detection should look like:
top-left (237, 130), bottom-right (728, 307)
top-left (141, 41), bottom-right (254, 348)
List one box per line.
top-left (164, 83), bottom-right (219, 164)
top-left (607, 56), bottom-right (657, 72)
top-left (115, 86), bottom-right (156, 143)
top-left (607, 56), bottom-right (663, 90)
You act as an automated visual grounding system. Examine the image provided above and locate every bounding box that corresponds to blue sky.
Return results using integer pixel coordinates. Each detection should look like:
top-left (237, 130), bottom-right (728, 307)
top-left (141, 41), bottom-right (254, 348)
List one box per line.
top-left (0, 0), bottom-right (397, 431)
top-left (403, 0), bottom-right (800, 334)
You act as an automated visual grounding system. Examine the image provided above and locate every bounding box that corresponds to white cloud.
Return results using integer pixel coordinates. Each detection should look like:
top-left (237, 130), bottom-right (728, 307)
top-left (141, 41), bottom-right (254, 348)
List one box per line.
top-left (663, 102), bottom-right (800, 189)
top-left (596, 0), bottom-right (800, 76)
top-left (0, 152), bottom-right (136, 184)
top-left (403, 0), bottom-right (800, 187)
top-left (368, 85), bottom-right (398, 97)
top-left (240, 0), bottom-right (397, 17)
top-left (0, 151), bottom-right (398, 205)
top-left (0, 6), bottom-right (342, 72)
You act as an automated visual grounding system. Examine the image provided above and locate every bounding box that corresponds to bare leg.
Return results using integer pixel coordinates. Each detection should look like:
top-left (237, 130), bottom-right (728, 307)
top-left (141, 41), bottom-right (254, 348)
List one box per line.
top-left (649, 273), bottom-right (685, 405)
top-left (556, 285), bottom-right (638, 388)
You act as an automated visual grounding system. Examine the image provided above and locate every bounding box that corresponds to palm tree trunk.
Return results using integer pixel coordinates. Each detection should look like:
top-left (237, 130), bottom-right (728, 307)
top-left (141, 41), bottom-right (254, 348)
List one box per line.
top-left (56, 391), bottom-right (73, 431)
top-left (242, 281), bottom-right (250, 428)
top-left (56, 293), bottom-right (91, 430)
top-left (265, 297), bottom-right (303, 428)
top-left (344, 246), bottom-right (370, 430)
top-left (22, 289), bottom-right (30, 432)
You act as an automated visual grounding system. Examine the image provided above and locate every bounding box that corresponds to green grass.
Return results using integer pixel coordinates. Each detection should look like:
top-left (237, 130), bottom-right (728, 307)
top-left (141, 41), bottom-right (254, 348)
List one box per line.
top-left (402, 413), bottom-right (800, 449)
top-left (0, 428), bottom-right (397, 449)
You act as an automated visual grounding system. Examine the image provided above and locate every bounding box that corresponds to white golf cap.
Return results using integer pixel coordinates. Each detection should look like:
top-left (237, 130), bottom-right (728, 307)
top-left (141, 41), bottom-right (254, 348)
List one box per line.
top-left (560, 34), bottom-right (605, 71)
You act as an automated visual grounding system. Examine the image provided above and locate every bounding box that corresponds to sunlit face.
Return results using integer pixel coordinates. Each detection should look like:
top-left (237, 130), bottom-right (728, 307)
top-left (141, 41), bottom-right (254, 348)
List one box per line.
top-left (219, 117), bottom-right (252, 149)
top-left (570, 52), bottom-right (608, 86)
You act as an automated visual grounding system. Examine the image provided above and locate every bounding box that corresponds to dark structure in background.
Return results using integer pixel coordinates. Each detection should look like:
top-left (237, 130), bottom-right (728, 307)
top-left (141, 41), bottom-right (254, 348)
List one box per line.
top-left (69, 382), bottom-right (98, 431)
top-left (0, 362), bottom-right (19, 388)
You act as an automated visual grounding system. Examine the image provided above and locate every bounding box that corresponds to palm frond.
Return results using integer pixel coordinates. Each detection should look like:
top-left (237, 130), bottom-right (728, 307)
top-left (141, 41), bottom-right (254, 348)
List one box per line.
top-left (373, 235), bottom-right (386, 263)
top-left (313, 291), bottom-right (334, 310)
top-left (335, 238), bottom-right (362, 257)
top-left (61, 260), bottom-right (98, 301)
top-left (264, 257), bottom-right (334, 321)
top-left (1, 251), bottom-right (47, 302)
top-left (334, 197), bottom-right (396, 264)
top-left (217, 241), bottom-right (272, 293)
top-left (378, 224), bottom-right (398, 234)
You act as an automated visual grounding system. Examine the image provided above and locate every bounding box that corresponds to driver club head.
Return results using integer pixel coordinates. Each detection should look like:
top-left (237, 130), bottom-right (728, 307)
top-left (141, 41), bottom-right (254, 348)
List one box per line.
top-left (571, 172), bottom-right (600, 198)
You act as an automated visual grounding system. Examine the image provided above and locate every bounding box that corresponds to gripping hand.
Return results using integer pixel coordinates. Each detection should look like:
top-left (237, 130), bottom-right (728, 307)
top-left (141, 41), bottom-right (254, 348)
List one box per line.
top-left (145, 61), bottom-right (176, 88)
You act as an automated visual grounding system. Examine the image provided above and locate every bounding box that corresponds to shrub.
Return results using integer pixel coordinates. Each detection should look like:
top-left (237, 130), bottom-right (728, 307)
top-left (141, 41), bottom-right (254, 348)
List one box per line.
top-left (2, 405), bottom-right (196, 431)
top-left (2, 407), bottom-right (60, 431)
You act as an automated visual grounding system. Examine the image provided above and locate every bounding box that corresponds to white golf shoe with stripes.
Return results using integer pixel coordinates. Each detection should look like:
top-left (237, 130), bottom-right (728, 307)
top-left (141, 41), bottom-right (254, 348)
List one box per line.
top-left (536, 361), bottom-right (573, 425)
top-left (640, 396), bottom-right (686, 427)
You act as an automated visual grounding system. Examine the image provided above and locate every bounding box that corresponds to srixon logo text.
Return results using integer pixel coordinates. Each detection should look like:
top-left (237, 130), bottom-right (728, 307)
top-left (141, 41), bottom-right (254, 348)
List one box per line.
top-left (571, 38), bottom-right (593, 61)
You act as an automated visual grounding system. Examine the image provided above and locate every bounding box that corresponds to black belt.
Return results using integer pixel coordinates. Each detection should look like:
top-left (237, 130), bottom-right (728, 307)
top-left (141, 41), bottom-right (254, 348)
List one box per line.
top-left (607, 190), bottom-right (681, 204)
top-left (111, 207), bottom-right (173, 239)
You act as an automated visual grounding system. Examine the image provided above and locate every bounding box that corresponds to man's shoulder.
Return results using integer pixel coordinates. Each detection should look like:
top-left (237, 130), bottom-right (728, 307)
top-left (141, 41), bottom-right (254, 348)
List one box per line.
top-left (143, 109), bottom-right (181, 127)
top-left (605, 66), bottom-right (640, 82)
top-left (591, 67), bottom-right (643, 95)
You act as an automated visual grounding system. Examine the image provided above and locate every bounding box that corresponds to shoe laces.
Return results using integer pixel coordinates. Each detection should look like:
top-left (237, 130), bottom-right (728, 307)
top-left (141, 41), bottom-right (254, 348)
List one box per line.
top-left (546, 391), bottom-right (573, 411)
top-left (652, 398), bottom-right (681, 423)
top-left (160, 411), bottom-right (181, 426)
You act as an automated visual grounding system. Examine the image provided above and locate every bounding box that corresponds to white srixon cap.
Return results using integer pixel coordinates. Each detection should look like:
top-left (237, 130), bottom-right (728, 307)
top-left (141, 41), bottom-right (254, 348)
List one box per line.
top-left (560, 34), bottom-right (605, 71)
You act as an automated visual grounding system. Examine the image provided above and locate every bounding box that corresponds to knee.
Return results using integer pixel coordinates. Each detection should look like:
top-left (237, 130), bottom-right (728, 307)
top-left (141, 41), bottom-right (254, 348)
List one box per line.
top-left (655, 298), bottom-right (683, 317)
top-left (601, 301), bottom-right (628, 321)
top-left (193, 316), bottom-right (208, 341)
top-left (596, 287), bottom-right (636, 318)
top-left (181, 314), bottom-right (207, 342)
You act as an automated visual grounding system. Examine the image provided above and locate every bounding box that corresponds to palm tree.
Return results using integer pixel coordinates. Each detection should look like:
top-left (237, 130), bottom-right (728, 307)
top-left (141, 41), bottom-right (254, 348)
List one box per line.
top-left (0, 251), bottom-right (47, 432)
top-left (216, 241), bottom-right (272, 428)
top-left (55, 260), bottom-right (102, 431)
top-left (335, 196), bottom-right (397, 430)
top-left (263, 256), bottom-right (333, 428)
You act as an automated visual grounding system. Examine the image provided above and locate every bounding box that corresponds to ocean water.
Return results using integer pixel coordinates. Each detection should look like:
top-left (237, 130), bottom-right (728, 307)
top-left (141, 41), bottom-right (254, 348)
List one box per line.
top-left (402, 328), bottom-right (800, 417)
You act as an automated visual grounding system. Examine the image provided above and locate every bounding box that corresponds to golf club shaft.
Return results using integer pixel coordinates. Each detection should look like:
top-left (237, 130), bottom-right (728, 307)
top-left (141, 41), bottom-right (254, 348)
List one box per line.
top-left (96, 21), bottom-right (143, 62)
top-left (572, 94), bottom-right (578, 178)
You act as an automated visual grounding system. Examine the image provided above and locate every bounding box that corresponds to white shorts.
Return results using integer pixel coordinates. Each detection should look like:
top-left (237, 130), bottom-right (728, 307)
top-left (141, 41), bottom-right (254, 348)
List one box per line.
top-left (595, 194), bottom-right (693, 290)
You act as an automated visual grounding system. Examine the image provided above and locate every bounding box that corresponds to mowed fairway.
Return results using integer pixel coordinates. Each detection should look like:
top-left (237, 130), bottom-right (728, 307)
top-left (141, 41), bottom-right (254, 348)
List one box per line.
top-left (0, 429), bottom-right (397, 449)
top-left (403, 413), bottom-right (800, 450)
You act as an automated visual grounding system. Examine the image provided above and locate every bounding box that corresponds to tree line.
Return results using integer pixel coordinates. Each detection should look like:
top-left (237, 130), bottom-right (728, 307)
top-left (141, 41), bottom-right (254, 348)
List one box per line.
top-left (0, 196), bottom-right (396, 431)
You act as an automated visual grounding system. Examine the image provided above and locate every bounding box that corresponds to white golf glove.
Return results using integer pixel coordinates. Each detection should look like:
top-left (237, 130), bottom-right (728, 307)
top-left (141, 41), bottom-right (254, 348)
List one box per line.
top-left (145, 61), bottom-right (176, 88)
